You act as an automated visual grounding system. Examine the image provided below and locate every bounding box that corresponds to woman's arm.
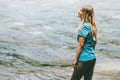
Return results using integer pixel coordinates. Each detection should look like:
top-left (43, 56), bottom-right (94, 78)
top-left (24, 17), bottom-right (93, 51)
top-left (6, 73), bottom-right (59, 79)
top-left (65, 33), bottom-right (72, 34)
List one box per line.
top-left (73, 37), bottom-right (85, 69)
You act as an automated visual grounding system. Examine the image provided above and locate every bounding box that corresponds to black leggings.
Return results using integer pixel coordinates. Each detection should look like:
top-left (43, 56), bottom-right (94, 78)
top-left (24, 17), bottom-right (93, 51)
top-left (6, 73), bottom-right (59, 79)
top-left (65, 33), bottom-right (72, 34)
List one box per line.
top-left (71, 59), bottom-right (96, 80)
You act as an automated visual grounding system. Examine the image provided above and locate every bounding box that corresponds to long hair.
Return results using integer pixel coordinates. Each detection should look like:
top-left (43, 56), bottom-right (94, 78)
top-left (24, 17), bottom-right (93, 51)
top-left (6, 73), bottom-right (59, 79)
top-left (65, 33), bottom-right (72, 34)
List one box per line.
top-left (79, 5), bottom-right (97, 42)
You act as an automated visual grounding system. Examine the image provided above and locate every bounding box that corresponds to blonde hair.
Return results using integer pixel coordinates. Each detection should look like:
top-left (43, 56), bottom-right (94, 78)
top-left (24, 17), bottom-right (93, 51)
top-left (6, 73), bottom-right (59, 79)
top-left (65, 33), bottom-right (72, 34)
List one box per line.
top-left (79, 5), bottom-right (97, 42)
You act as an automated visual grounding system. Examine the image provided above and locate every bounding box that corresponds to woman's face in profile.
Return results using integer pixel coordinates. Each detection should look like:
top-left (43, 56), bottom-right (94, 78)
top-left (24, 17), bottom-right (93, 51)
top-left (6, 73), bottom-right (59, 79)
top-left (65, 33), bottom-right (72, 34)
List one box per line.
top-left (78, 9), bottom-right (82, 18)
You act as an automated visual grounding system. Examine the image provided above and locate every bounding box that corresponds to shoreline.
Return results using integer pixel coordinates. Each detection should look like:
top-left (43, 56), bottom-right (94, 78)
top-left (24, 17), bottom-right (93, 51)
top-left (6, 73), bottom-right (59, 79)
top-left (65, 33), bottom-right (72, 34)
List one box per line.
top-left (0, 59), bottom-right (120, 80)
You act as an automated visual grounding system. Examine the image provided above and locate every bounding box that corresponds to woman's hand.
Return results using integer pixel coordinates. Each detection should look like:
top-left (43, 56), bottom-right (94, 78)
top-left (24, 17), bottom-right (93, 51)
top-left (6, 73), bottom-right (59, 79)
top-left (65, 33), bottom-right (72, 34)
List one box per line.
top-left (72, 60), bottom-right (78, 70)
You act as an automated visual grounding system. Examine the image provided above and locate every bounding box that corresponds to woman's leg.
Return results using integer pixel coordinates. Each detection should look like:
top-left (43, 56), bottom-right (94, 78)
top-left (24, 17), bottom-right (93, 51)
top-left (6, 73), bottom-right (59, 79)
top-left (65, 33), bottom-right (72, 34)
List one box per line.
top-left (71, 62), bottom-right (85, 80)
top-left (84, 59), bottom-right (96, 80)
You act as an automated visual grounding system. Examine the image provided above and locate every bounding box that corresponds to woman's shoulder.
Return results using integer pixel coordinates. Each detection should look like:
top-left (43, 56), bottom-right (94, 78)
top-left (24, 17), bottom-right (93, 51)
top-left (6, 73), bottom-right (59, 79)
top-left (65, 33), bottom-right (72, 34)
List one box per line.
top-left (82, 22), bottom-right (91, 30)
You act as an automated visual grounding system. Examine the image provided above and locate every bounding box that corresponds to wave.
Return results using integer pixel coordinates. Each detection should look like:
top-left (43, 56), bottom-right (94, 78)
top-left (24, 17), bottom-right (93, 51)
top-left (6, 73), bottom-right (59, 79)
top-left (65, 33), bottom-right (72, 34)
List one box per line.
top-left (28, 31), bottom-right (42, 35)
top-left (43, 25), bottom-right (54, 31)
top-left (0, 51), bottom-right (72, 67)
top-left (112, 15), bottom-right (120, 19)
top-left (9, 22), bottom-right (25, 31)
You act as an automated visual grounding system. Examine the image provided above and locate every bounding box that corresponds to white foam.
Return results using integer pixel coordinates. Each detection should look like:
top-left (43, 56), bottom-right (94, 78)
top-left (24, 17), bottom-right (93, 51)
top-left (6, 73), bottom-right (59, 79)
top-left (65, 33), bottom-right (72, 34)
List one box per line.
top-left (113, 15), bottom-right (120, 19)
top-left (13, 22), bottom-right (24, 26)
top-left (28, 31), bottom-right (42, 35)
top-left (43, 26), bottom-right (54, 30)
top-left (9, 22), bottom-right (25, 30)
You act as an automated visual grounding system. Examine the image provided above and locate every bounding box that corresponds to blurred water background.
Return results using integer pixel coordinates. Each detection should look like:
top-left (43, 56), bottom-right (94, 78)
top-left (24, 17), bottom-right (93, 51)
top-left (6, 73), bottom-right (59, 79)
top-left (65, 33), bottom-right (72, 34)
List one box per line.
top-left (0, 0), bottom-right (120, 80)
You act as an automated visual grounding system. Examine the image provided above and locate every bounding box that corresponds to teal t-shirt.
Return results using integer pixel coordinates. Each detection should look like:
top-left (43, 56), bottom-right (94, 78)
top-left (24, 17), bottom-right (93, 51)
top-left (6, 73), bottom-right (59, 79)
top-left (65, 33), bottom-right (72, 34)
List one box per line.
top-left (77, 23), bottom-right (96, 61)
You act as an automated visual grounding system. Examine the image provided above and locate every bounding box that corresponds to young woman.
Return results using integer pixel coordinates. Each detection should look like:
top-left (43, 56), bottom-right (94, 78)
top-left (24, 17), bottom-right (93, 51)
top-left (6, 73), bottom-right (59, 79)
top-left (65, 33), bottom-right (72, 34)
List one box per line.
top-left (71, 5), bottom-right (97, 80)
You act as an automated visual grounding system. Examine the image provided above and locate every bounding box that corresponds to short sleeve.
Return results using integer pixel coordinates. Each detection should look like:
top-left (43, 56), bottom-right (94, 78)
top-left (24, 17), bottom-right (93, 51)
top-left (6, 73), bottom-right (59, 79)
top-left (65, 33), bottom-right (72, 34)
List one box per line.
top-left (78, 23), bottom-right (90, 38)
